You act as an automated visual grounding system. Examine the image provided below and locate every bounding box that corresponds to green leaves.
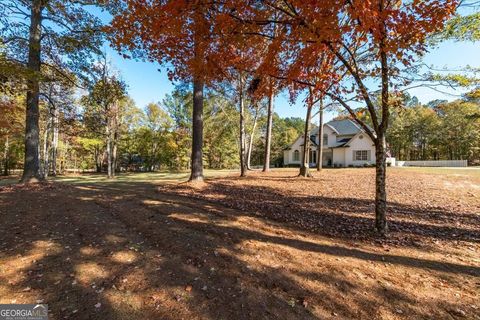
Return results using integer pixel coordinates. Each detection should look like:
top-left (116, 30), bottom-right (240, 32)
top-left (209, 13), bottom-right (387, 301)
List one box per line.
top-left (440, 12), bottom-right (480, 42)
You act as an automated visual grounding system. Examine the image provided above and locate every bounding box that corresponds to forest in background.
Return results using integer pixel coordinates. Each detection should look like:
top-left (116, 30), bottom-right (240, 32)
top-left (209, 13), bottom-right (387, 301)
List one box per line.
top-left (2, 80), bottom-right (480, 177)
top-left (0, 79), bottom-right (307, 174)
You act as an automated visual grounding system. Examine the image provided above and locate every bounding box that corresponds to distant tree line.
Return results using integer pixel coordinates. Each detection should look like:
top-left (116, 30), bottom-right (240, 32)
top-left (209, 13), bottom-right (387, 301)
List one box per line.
top-left (343, 91), bottom-right (480, 164)
top-left (388, 94), bottom-right (480, 164)
top-left (0, 83), bottom-right (306, 174)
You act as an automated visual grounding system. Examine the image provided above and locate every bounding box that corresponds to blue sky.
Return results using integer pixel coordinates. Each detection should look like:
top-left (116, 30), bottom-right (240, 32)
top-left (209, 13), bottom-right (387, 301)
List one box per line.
top-left (107, 40), bottom-right (480, 123)
top-left (100, 7), bottom-right (480, 124)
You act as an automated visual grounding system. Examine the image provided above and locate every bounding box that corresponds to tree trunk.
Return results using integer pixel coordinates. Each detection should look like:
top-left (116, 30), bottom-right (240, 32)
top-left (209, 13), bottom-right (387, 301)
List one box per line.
top-left (3, 135), bottom-right (9, 176)
top-left (106, 125), bottom-right (113, 179)
top-left (247, 106), bottom-right (258, 170)
top-left (42, 111), bottom-right (52, 178)
top-left (51, 107), bottom-right (59, 176)
top-left (94, 146), bottom-right (101, 173)
top-left (374, 134), bottom-right (388, 236)
top-left (112, 133), bottom-right (118, 177)
top-left (263, 89), bottom-right (274, 172)
top-left (189, 77), bottom-right (204, 182)
top-left (316, 99), bottom-right (324, 171)
top-left (239, 75), bottom-right (247, 177)
top-left (21, 0), bottom-right (43, 183)
top-left (42, 117), bottom-right (51, 179)
top-left (299, 101), bottom-right (313, 178)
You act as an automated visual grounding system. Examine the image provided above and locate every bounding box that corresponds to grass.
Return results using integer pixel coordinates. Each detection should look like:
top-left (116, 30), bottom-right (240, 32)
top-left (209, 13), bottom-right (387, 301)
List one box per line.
top-left (0, 167), bottom-right (478, 319)
top-left (391, 166), bottom-right (480, 177)
top-left (54, 169), bottom-right (237, 184)
top-left (0, 169), bottom-right (238, 186)
top-left (2, 166), bottom-right (479, 186)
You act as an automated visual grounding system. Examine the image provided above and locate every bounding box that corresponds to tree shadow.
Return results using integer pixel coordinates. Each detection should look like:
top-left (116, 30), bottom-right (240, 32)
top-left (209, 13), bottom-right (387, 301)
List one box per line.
top-left (160, 179), bottom-right (480, 246)
top-left (0, 182), bottom-right (478, 319)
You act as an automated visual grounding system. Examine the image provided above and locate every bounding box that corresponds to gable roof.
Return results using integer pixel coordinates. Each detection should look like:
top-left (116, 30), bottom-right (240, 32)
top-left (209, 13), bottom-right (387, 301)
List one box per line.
top-left (332, 137), bottom-right (352, 148)
top-left (326, 119), bottom-right (363, 135)
top-left (310, 119), bottom-right (364, 136)
top-left (285, 119), bottom-right (371, 150)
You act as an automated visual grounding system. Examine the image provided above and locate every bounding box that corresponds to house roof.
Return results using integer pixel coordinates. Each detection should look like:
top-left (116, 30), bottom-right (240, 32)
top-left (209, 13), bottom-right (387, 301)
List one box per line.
top-left (326, 119), bottom-right (363, 135)
top-left (331, 137), bottom-right (352, 148)
top-left (301, 136), bottom-right (318, 147)
top-left (310, 119), bottom-right (365, 136)
top-left (286, 119), bottom-right (371, 150)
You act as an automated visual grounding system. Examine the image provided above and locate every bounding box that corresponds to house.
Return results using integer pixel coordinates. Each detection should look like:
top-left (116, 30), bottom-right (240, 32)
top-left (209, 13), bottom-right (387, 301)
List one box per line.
top-left (283, 119), bottom-right (377, 167)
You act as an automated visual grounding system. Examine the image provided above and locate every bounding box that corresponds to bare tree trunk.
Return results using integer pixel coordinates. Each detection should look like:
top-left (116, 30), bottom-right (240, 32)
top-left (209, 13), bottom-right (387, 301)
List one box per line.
top-left (3, 135), bottom-right (9, 176)
top-left (299, 101), bottom-right (313, 178)
top-left (112, 141), bottom-right (117, 176)
top-left (317, 99), bottom-right (324, 171)
top-left (375, 134), bottom-right (388, 235)
top-left (74, 151), bottom-right (77, 174)
top-left (247, 105), bottom-right (258, 170)
top-left (42, 126), bottom-right (49, 178)
top-left (239, 74), bottom-right (247, 177)
top-left (51, 108), bottom-right (59, 176)
top-left (21, 0), bottom-right (44, 183)
top-left (263, 89), bottom-right (274, 172)
top-left (112, 137), bottom-right (118, 177)
top-left (189, 77), bottom-right (204, 182)
top-left (42, 110), bottom-right (52, 178)
top-left (106, 125), bottom-right (113, 179)
top-left (375, 29), bottom-right (390, 236)
top-left (94, 146), bottom-right (102, 172)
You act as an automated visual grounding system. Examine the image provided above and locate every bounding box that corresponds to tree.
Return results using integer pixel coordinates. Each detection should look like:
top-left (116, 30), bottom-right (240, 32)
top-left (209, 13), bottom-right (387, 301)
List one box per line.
top-left (0, 92), bottom-right (24, 175)
top-left (316, 99), bottom-right (325, 171)
top-left (440, 0), bottom-right (480, 42)
top-left (83, 57), bottom-right (127, 178)
top-left (246, 102), bottom-right (262, 170)
top-left (263, 85), bottom-right (275, 172)
top-left (141, 103), bottom-right (173, 171)
top-left (225, 0), bottom-right (458, 235)
top-left (299, 91), bottom-right (314, 177)
top-left (108, 1), bottom-right (227, 182)
top-left (0, 0), bottom-right (104, 182)
top-left (40, 76), bottom-right (76, 177)
top-left (437, 100), bottom-right (480, 161)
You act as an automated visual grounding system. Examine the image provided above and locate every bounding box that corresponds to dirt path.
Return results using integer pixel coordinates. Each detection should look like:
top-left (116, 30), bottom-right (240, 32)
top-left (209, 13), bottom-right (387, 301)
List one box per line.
top-left (0, 180), bottom-right (479, 319)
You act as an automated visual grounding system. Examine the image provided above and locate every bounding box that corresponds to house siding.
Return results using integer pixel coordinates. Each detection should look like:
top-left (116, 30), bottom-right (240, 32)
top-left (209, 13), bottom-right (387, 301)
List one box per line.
top-left (345, 134), bottom-right (376, 166)
top-left (283, 119), bottom-right (377, 167)
top-left (332, 148), bottom-right (346, 167)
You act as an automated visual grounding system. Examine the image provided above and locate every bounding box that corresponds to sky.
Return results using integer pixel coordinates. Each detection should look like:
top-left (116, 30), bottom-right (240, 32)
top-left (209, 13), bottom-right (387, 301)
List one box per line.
top-left (100, 12), bottom-right (480, 124)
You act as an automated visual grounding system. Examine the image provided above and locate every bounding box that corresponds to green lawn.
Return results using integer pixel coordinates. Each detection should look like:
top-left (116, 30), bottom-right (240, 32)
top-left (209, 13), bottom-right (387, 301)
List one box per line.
top-left (390, 166), bottom-right (480, 177)
top-left (0, 169), bottom-right (238, 186)
top-left (1, 166), bottom-right (479, 187)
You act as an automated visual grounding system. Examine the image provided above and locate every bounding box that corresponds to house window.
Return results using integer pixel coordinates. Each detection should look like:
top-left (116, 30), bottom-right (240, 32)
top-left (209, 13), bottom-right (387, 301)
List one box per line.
top-left (355, 150), bottom-right (369, 161)
top-left (293, 150), bottom-right (300, 161)
top-left (323, 134), bottom-right (328, 145)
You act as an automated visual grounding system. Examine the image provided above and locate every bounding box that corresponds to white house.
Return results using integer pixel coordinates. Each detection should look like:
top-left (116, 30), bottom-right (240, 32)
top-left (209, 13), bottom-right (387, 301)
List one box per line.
top-left (283, 119), bottom-right (377, 167)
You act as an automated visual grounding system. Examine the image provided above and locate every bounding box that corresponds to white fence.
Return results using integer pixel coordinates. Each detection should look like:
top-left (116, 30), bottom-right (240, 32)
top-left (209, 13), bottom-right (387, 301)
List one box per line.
top-left (396, 160), bottom-right (468, 167)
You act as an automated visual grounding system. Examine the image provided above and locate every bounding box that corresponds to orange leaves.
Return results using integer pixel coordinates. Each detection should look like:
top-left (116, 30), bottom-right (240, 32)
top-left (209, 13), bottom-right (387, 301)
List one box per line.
top-left (107, 0), bottom-right (460, 102)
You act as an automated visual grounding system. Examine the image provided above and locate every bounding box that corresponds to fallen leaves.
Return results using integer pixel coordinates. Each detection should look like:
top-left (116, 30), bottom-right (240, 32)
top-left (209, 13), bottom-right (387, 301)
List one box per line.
top-left (159, 169), bottom-right (480, 248)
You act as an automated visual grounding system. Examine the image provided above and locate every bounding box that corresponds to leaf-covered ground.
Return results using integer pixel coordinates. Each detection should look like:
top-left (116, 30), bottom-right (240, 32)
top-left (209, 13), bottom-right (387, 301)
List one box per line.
top-left (0, 168), bottom-right (479, 319)
top-left (162, 168), bottom-right (480, 248)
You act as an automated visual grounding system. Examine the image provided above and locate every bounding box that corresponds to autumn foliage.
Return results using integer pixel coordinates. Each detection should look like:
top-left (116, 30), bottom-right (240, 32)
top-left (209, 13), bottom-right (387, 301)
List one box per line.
top-left (107, 0), bottom-right (459, 233)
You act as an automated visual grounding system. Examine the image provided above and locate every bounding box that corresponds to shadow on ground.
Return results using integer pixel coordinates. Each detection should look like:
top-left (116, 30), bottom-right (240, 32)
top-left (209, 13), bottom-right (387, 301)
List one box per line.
top-left (0, 180), bottom-right (478, 319)
top-left (160, 176), bottom-right (480, 247)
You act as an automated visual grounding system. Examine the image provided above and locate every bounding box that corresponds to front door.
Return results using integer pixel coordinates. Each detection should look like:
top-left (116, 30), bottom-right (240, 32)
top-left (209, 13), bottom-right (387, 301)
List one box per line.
top-left (309, 149), bottom-right (317, 165)
top-left (322, 150), bottom-right (333, 167)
